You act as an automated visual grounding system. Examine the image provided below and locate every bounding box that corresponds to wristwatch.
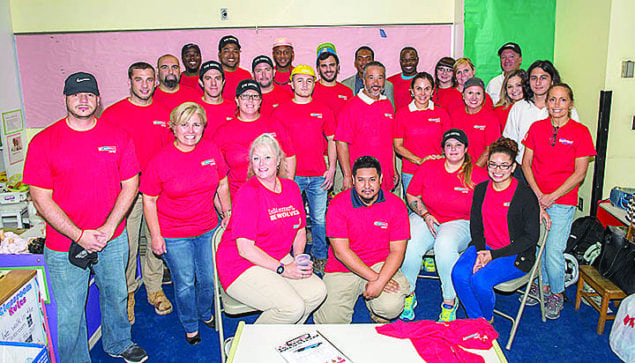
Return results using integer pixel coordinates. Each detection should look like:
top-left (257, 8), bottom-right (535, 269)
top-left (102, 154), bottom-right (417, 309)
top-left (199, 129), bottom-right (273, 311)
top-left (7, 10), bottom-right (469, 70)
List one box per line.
top-left (276, 263), bottom-right (285, 275)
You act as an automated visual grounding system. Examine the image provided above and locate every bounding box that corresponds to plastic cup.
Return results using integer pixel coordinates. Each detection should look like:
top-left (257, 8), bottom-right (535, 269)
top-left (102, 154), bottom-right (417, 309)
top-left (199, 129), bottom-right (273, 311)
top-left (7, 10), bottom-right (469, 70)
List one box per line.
top-left (295, 254), bottom-right (311, 267)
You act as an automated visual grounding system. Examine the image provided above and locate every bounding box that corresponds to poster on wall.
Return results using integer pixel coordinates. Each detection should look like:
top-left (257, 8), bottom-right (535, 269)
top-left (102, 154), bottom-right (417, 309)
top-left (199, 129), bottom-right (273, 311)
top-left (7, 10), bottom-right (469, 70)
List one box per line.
top-left (2, 109), bottom-right (24, 135)
top-left (7, 134), bottom-right (24, 165)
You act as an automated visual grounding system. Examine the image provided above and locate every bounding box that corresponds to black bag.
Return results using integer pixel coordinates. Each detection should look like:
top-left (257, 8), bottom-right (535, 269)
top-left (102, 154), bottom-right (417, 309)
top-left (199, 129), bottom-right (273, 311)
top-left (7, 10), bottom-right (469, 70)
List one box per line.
top-left (566, 216), bottom-right (605, 265)
top-left (597, 226), bottom-right (635, 295)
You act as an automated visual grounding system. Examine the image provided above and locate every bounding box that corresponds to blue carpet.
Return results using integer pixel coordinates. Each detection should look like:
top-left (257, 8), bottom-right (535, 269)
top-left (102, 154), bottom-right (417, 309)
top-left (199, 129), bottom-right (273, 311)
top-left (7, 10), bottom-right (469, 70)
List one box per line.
top-left (90, 275), bottom-right (622, 362)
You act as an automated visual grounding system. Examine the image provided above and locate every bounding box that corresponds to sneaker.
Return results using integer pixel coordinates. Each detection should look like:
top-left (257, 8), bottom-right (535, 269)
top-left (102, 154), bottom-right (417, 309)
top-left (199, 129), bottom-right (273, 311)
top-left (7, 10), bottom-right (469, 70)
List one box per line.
top-left (162, 267), bottom-right (172, 285)
top-left (400, 293), bottom-right (417, 321)
top-left (545, 293), bottom-right (564, 320)
top-left (369, 310), bottom-right (390, 324)
top-left (423, 257), bottom-right (436, 273)
top-left (438, 300), bottom-right (458, 322)
top-left (521, 283), bottom-right (541, 307)
top-left (127, 292), bottom-right (135, 325)
top-left (108, 343), bottom-right (148, 363)
top-left (147, 290), bottom-right (173, 316)
top-left (313, 258), bottom-right (327, 276)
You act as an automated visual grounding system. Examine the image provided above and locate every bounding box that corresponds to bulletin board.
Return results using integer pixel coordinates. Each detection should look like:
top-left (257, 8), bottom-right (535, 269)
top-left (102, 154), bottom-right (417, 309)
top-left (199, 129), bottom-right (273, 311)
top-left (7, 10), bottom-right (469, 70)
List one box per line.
top-left (15, 24), bottom-right (453, 128)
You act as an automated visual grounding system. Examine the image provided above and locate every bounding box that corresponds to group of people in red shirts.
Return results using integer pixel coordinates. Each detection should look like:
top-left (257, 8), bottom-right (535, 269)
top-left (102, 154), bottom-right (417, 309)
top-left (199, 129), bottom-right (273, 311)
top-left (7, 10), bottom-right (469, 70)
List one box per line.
top-left (23, 35), bottom-right (596, 362)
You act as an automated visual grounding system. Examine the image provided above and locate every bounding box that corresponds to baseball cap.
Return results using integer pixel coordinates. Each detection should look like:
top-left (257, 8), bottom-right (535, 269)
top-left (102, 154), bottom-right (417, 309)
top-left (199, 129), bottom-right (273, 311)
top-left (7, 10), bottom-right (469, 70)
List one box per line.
top-left (236, 79), bottom-right (262, 97)
top-left (63, 72), bottom-right (100, 96)
top-left (182, 43), bottom-right (200, 56)
top-left (463, 77), bottom-right (485, 91)
top-left (68, 241), bottom-right (98, 269)
top-left (442, 128), bottom-right (469, 148)
top-left (273, 37), bottom-right (293, 48)
top-left (316, 42), bottom-right (337, 57)
top-left (199, 60), bottom-right (225, 81)
top-left (498, 42), bottom-right (522, 56)
top-left (290, 65), bottom-right (316, 81)
top-left (219, 35), bottom-right (241, 51)
top-left (252, 55), bottom-right (274, 72)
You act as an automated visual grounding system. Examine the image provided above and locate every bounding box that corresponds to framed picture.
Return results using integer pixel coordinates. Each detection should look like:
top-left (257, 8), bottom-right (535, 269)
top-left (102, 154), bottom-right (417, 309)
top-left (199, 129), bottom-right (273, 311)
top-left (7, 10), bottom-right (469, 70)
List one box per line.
top-left (2, 109), bottom-right (24, 135)
top-left (7, 133), bottom-right (24, 165)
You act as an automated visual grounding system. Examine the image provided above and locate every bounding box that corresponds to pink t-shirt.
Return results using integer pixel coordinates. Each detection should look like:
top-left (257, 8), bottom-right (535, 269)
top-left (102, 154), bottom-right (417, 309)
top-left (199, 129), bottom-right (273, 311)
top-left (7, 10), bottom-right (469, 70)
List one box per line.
top-left (483, 178), bottom-right (518, 250)
top-left (100, 98), bottom-right (172, 172)
top-left (394, 103), bottom-right (449, 174)
top-left (335, 95), bottom-right (396, 191)
top-left (273, 99), bottom-right (336, 177)
top-left (274, 67), bottom-right (294, 93)
top-left (522, 118), bottom-right (596, 206)
top-left (325, 190), bottom-right (410, 273)
top-left (180, 74), bottom-right (202, 93)
top-left (196, 98), bottom-right (236, 139)
top-left (23, 119), bottom-right (139, 252)
top-left (387, 73), bottom-right (414, 111)
top-left (213, 115), bottom-right (295, 198)
top-left (153, 85), bottom-right (201, 113)
top-left (449, 106), bottom-right (501, 162)
top-left (260, 85), bottom-right (292, 117)
top-left (407, 158), bottom-right (488, 223)
top-left (216, 177), bottom-right (306, 289)
top-left (140, 140), bottom-right (228, 238)
top-left (493, 104), bottom-right (512, 134)
top-left (312, 82), bottom-right (353, 117)
top-left (222, 67), bottom-right (252, 101)
top-left (447, 91), bottom-right (494, 115)
top-left (432, 87), bottom-right (462, 110)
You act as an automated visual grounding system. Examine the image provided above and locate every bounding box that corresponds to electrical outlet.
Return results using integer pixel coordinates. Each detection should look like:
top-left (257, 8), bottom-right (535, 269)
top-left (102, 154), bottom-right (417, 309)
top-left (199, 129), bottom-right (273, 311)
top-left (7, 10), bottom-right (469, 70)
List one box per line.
top-left (578, 197), bottom-right (584, 211)
top-left (220, 8), bottom-right (229, 21)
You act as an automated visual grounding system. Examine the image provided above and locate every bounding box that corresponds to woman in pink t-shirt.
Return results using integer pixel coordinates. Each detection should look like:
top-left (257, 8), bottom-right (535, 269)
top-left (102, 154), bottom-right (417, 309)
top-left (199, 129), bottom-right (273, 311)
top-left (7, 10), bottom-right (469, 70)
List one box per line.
top-left (493, 69), bottom-right (527, 133)
top-left (401, 128), bottom-right (488, 322)
top-left (216, 134), bottom-right (326, 324)
top-left (452, 138), bottom-right (541, 322)
top-left (141, 102), bottom-right (231, 344)
top-left (431, 57), bottom-right (459, 109)
top-left (522, 84), bottom-right (595, 320)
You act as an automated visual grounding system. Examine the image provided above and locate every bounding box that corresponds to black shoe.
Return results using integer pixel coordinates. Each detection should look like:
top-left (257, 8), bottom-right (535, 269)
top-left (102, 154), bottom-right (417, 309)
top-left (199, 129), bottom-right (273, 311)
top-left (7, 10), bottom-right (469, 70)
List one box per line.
top-left (108, 344), bottom-right (148, 363)
top-left (186, 332), bottom-right (201, 345)
top-left (203, 315), bottom-right (215, 329)
top-left (162, 267), bottom-right (172, 285)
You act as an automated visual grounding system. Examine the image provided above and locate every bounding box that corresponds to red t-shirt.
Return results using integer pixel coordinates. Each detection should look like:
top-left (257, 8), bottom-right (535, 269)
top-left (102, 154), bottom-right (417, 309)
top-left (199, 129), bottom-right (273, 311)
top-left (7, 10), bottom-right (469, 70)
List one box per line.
top-left (222, 67), bottom-right (252, 101)
top-left (216, 177), bottom-right (306, 289)
top-left (196, 98), bottom-right (236, 139)
top-left (446, 91), bottom-right (494, 115)
top-left (493, 104), bottom-right (512, 134)
top-left (213, 115), bottom-right (295, 198)
top-left (387, 73), bottom-right (414, 111)
top-left (449, 106), bottom-right (501, 162)
top-left (23, 119), bottom-right (139, 251)
top-left (140, 140), bottom-right (228, 238)
top-left (432, 87), bottom-right (462, 110)
top-left (180, 74), bottom-right (202, 93)
top-left (394, 103), bottom-right (449, 174)
top-left (483, 178), bottom-right (518, 250)
top-left (100, 98), bottom-right (172, 172)
top-left (260, 85), bottom-right (292, 117)
top-left (274, 67), bottom-right (294, 93)
top-left (312, 82), bottom-right (354, 117)
top-left (273, 99), bottom-right (336, 177)
top-left (325, 190), bottom-right (410, 273)
top-left (335, 95), bottom-right (396, 191)
top-left (153, 85), bottom-right (201, 113)
top-left (407, 158), bottom-right (488, 223)
top-left (522, 118), bottom-right (596, 206)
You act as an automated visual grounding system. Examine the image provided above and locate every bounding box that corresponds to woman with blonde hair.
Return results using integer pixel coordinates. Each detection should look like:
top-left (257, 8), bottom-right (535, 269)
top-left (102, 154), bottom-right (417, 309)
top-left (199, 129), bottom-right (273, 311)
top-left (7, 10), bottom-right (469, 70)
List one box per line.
top-left (447, 57), bottom-right (494, 112)
top-left (493, 69), bottom-right (527, 132)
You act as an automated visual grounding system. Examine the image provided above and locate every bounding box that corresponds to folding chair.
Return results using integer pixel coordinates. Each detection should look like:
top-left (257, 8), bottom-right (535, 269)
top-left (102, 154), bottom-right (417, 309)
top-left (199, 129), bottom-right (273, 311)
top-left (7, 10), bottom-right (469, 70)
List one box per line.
top-left (493, 224), bottom-right (549, 350)
top-left (210, 226), bottom-right (259, 362)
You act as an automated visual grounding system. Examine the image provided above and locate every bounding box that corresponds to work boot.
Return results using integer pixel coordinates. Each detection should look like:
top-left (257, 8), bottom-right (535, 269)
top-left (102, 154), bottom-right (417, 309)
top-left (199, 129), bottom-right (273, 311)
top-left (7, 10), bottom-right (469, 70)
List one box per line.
top-left (147, 290), bottom-right (173, 316)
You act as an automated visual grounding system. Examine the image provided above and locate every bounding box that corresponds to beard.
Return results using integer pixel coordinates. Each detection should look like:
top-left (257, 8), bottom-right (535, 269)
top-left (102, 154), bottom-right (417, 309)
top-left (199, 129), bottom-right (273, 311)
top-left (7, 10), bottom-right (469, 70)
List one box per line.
top-left (163, 75), bottom-right (179, 89)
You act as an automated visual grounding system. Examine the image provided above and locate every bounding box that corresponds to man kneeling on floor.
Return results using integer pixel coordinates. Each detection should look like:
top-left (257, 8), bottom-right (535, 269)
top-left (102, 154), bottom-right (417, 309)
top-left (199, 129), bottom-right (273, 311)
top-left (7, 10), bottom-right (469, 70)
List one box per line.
top-left (314, 156), bottom-right (410, 323)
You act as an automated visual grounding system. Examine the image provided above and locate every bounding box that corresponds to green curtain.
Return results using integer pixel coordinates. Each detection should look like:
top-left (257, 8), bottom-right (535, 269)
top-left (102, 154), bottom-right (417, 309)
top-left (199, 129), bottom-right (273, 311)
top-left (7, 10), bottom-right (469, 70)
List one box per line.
top-left (464, 0), bottom-right (556, 85)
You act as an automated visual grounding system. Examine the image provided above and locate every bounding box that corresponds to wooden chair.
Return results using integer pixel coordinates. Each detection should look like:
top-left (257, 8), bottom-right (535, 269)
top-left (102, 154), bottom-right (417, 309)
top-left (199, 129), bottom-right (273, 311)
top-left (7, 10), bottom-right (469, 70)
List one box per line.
top-left (575, 265), bottom-right (626, 334)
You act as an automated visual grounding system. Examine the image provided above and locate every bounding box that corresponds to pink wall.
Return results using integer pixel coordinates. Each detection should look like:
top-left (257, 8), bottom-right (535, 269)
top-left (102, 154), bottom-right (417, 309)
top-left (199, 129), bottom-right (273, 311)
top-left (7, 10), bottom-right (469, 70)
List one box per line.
top-left (16, 25), bottom-right (452, 127)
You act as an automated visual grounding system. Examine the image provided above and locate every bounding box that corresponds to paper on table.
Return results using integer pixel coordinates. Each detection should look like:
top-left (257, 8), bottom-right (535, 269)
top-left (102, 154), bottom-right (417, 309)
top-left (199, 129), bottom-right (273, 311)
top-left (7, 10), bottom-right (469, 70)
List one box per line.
top-left (276, 330), bottom-right (352, 363)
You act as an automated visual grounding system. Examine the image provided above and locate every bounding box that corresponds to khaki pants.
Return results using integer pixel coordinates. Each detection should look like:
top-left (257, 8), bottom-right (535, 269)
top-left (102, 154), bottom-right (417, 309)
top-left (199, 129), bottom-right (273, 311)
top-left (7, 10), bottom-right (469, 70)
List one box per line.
top-left (226, 265), bottom-right (327, 324)
top-left (314, 262), bottom-right (409, 324)
top-left (125, 194), bottom-right (164, 295)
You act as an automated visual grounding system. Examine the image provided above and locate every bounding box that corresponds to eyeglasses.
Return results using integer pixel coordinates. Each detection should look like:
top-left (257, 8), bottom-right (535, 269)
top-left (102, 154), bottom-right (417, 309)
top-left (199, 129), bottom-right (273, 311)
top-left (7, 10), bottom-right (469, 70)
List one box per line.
top-left (487, 162), bottom-right (513, 171)
top-left (550, 125), bottom-right (560, 146)
top-left (239, 94), bottom-right (261, 101)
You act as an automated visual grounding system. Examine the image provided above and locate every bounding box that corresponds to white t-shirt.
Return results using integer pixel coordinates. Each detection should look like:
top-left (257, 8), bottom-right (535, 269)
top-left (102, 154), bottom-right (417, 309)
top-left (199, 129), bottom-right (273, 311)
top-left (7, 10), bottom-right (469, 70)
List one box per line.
top-left (503, 99), bottom-right (580, 164)
top-left (486, 73), bottom-right (504, 104)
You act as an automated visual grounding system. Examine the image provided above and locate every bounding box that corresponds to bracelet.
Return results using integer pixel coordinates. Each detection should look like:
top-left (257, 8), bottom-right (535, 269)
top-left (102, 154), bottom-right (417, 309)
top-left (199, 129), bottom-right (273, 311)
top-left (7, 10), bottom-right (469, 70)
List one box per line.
top-left (77, 230), bottom-right (84, 242)
top-left (223, 210), bottom-right (232, 218)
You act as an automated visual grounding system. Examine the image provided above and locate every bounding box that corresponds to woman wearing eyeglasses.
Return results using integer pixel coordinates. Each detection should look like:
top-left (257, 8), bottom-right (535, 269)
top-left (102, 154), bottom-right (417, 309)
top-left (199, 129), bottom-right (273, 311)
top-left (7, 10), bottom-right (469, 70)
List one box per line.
top-left (451, 137), bottom-right (540, 322)
top-left (213, 79), bottom-right (296, 199)
top-left (522, 84), bottom-right (595, 320)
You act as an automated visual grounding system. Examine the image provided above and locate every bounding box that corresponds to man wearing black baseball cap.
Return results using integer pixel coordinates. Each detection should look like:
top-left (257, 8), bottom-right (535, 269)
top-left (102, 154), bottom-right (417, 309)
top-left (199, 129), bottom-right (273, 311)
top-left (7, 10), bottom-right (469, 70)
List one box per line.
top-left (180, 43), bottom-right (202, 90)
top-left (23, 72), bottom-right (148, 362)
top-left (252, 55), bottom-right (291, 116)
top-left (486, 42), bottom-right (522, 103)
top-left (197, 60), bottom-right (236, 132)
top-left (217, 35), bottom-right (251, 100)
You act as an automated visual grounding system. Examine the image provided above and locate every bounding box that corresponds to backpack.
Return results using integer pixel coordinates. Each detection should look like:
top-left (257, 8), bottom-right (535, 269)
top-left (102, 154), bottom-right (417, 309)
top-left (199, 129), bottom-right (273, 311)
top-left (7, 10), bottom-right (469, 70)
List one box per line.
top-left (610, 293), bottom-right (635, 362)
top-left (565, 216), bottom-right (606, 265)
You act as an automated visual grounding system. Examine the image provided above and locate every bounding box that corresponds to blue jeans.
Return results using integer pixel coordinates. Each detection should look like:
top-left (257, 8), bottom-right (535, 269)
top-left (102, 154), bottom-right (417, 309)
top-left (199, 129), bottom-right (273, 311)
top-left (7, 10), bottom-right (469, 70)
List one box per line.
top-left (402, 216), bottom-right (471, 301)
top-left (163, 228), bottom-right (215, 333)
top-left (401, 172), bottom-right (414, 215)
top-left (295, 176), bottom-right (328, 260)
top-left (452, 246), bottom-right (525, 320)
top-left (542, 204), bottom-right (576, 294)
top-left (44, 230), bottom-right (132, 362)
